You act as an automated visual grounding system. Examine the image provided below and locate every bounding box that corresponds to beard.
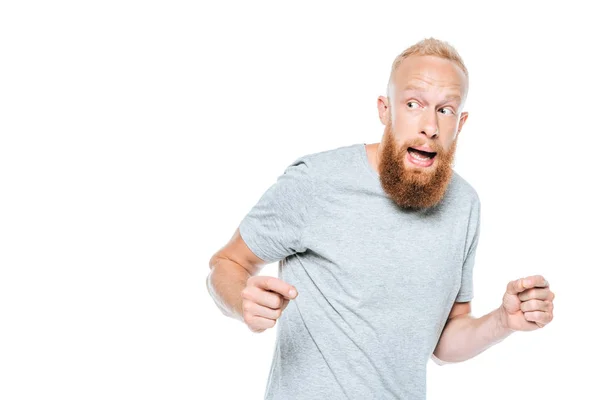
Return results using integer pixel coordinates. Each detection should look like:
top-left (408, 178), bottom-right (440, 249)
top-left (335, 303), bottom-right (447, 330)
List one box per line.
top-left (378, 121), bottom-right (457, 210)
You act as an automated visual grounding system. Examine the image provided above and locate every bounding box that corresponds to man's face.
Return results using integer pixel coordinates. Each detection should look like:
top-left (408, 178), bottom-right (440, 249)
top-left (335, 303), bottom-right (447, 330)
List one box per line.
top-left (378, 55), bottom-right (469, 209)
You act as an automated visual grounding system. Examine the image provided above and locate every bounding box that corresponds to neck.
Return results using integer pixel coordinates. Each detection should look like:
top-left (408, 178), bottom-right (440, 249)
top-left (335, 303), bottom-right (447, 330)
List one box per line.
top-left (365, 142), bottom-right (382, 176)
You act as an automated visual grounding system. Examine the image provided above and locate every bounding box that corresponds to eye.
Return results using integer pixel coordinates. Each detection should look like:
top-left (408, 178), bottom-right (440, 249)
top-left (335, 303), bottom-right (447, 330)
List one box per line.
top-left (439, 107), bottom-right (454, 115)
top-left (407, 101), bottom-right (419, 109)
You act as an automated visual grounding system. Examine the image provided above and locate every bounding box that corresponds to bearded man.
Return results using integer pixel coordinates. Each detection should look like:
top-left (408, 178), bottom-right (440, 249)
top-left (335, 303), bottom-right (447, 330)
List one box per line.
top-left (207, 37), bottom-right (555, 400)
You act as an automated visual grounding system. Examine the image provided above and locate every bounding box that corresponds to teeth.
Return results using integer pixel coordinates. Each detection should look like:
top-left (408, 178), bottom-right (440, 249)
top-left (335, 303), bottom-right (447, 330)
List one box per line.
top-left (410, 151), bottom-right (430, 161)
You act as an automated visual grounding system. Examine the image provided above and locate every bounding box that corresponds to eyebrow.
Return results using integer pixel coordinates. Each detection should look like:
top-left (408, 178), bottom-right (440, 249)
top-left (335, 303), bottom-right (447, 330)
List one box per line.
top-left (402, 84), bottom-right (462, 103)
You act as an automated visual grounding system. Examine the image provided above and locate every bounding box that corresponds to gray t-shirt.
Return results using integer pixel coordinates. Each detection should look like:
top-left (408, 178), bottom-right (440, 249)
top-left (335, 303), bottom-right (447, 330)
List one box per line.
top-left (239, 143), bottom-right (481, 400)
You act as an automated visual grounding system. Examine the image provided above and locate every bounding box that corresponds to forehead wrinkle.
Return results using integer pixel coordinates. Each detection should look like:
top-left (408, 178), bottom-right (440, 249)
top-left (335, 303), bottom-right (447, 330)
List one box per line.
top-left (403, 73), bottom-right (462, 89)
top-left (400, 75), bottom-right (462, 100)
top-left (403, 78), bottom-right (462, 91)
top-left (402, 87), bottom-right (462, 105)
top-left (388, 74), bottom-right (466, 109)
top-left (405, 73), bottom-right (463, 88)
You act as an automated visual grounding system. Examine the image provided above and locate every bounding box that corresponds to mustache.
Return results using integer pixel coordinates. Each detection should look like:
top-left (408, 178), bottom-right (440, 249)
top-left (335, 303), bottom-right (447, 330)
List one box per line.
top-left (399, 138), bottom-right (446, 154)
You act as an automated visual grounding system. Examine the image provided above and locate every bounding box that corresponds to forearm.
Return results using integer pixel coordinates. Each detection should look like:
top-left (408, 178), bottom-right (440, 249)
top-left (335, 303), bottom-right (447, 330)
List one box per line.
top-left (433, 307), bottom-right (514, 363)
top-left (206, 258), bottom-right (250, 322)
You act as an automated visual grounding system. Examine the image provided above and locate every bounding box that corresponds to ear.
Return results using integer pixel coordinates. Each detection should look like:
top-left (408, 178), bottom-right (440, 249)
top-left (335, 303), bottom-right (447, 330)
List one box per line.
top-left (377, 96), bottom-right (390, 125)
top-left (456, 111), bottom-right (469, 138)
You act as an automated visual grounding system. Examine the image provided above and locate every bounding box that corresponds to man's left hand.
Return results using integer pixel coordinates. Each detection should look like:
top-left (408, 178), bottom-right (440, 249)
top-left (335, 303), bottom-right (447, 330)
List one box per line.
top-left (500, 275), bottom-right (555, 331)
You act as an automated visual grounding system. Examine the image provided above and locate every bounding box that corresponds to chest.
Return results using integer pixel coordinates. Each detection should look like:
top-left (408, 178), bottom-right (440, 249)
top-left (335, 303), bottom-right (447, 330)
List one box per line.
top-left (304, 197), bottom-right (467, 312)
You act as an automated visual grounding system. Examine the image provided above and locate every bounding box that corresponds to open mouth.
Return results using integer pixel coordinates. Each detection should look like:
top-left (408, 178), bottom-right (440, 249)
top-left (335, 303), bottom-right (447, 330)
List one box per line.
top-left (407, 147), bottom-right (437, 160)
top-left (406, 147), bottom-right (437, 167)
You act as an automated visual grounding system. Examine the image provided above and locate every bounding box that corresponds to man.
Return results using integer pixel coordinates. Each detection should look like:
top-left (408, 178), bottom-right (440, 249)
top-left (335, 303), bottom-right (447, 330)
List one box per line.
top-left (207, 38), bottom-right (555, 399)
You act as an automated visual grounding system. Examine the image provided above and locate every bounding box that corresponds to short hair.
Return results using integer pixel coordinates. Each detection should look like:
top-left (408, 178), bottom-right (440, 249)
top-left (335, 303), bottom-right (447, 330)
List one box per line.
top-left (387, 37), bottom-right (469, 100)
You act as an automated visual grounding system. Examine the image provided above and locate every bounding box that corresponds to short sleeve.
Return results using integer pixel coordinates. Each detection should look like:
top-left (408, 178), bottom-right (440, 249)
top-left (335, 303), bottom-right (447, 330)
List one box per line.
top-left (238, 159), bottom-right (314, 264)
top-left (455, 197), bottom-right (481, 302)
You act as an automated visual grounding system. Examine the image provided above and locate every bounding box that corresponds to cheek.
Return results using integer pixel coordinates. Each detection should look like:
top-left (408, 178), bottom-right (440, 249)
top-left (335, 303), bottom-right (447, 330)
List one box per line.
top-left (440, 116), bottom-right (460, 131)
top-left (395, 108), bottom-right (418, 123)
top-left (392, 114), bottom-right (418, 135)
top-left (439, 119), bottom-right (460, 140)
top-left (441, 138), bottom-right (458, 155)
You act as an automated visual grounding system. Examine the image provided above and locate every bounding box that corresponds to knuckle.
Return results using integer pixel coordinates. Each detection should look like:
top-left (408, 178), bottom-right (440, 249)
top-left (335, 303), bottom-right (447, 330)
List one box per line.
top-left (249, 325), bottom-right (262, 333)
top-left (267, 295), bottom-right (281, 309)
top-left (241, 288), bottom-right (251, 299)
top-left (535, 299), bottom-right (544, 309)
top-left (533, 311), bottom-right (540, 320)
top-left (246, 276), bottom-right (257, 286)
top-left (531, 311), bottom-right (538, 320)
top-left (243, 312), bottom-right (253, 324)
top-left (261, 295), bottom-right (274, 309)
top-left (275, 297), bottom-right (283, 308)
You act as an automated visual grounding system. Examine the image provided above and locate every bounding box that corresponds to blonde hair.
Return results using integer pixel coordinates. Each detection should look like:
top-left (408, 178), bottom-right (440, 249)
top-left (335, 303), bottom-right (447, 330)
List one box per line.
top-left (387, 37), bottom-right (469, 99)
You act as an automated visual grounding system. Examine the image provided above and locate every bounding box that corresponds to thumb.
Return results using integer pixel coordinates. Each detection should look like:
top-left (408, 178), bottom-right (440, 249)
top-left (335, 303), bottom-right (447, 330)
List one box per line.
top-left (280, 297), bottom-right (291, 312)
top-left (505, 277), bottom-right (530, 295)
top-left (256, 276), bottom-right (298, 300)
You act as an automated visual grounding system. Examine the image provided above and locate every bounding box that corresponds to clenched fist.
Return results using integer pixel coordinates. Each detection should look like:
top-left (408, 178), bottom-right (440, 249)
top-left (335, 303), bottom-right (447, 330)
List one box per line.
top-left (500, 275), bottom-right (555, 331)
top-left (240, 276), bottom-right (298, 333)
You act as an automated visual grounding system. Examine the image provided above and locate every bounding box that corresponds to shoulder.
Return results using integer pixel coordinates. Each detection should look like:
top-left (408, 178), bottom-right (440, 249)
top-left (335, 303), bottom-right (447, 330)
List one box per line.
top-left (449, 170), bottom-right (480, 206)
top-left (284, 143), bottom-right (361, 179)
top-left (441, 171), bottom-right (481, 220)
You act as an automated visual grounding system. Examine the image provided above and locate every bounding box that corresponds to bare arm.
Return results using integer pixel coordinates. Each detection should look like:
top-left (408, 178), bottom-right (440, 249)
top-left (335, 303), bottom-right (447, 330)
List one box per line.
top-left (207, 228), bottom-right (266, 321)
top-left (433, 276), bottom-right (555, 364)
top-left (433, 302), bottom-right (514, 364)
top-left (207, 228), bottom-right (298, 332)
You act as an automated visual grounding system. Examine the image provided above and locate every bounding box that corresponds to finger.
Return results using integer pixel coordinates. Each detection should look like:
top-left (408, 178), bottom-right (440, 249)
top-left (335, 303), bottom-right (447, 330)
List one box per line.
top-left (527, 275), bottom-right (550, 288)
top-left (256, 277), bottom-right (298, 299)
top-left (280, 298), bottom-right (290, 312)
top-left (506, 276), bottom-right (549, 295)
top-left (523, 311), bottom-right (552, 324)
top-left (256, 290), bottom-right (285, 310)
top-left (248, 316), bottom-right (276, 332)
top-left (247, 302), bottom-right (283, 320)
top-left (506, 278), bottom-right (528, 295)
top-left (520, 299), bottom-right (552, 313)
top-left (243, 286), bottom-right (285, 309)
top-left (518, 288), bottom-right (555, 302)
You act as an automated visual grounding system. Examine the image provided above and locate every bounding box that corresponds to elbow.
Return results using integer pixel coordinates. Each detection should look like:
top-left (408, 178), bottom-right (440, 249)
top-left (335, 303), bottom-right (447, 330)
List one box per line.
top-left (431, 352), bottom-right (460, 366)
top-left (205, 272), bottom-right (232, 318)
top-left (205, 272), bottom-right (212, 296)
top-left (431, 353), bottom-right (449, 366)
top-left (208, 252), bottom-right (220, 270)
top-left (205, 269), bottom-right (219, 306)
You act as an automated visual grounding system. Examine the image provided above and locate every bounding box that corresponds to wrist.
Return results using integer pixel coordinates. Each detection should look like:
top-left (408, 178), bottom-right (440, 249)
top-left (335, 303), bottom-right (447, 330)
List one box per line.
top-left (496, 306), bottom-right (516, 335)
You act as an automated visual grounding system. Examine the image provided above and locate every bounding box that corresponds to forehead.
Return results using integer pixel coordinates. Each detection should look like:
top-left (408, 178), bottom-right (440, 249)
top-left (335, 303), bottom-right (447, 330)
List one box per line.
top-left (392, 55), bottom-right (467, 96)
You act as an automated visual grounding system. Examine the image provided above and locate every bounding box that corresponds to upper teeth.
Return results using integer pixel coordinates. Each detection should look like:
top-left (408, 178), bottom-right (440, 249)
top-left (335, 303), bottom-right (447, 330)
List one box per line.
top-left (411, 151), bottom-right (430, 160)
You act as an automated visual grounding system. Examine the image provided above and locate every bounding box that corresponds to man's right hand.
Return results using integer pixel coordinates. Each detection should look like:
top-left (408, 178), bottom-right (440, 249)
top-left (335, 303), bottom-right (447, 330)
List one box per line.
top-left (240, 276), bottom-right (298, 333)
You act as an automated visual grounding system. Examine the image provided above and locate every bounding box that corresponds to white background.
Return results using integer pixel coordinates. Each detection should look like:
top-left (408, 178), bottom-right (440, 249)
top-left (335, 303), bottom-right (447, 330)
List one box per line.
top-left (1, 1), bottom-right (598, 399)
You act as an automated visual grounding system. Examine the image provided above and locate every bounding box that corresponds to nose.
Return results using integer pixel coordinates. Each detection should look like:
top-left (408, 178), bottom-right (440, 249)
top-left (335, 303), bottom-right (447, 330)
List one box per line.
top-left (419, 110), bottom-right (439, 139)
